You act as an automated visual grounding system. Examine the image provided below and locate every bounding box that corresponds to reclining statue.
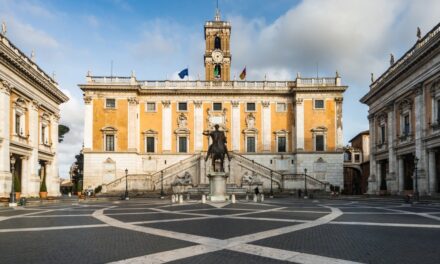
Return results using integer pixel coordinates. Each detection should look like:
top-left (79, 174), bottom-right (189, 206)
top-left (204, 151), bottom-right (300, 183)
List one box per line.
top-left (172, 171), bottom-right (193, 186)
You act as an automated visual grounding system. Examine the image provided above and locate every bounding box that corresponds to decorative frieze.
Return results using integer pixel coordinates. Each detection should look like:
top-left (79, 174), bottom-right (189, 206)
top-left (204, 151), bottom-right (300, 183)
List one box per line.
top-left (261, 101), bottom-right (270, 108)
top-left (193, 100), bottom-right (203, 108)
top-left (84, 96), bottom-right (92, 104)
top-left (231, 101), bottom-right (240, 108)
top-left (128, 97), bottom-right (139, 105)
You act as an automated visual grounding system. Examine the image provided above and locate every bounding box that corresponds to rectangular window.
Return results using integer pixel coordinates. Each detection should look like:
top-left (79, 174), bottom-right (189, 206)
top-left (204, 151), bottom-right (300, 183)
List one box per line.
top-left (354, 154), bottom-right (360, 162)
top-left (178, 102), bottom-right (187, 111)
top-left (15, 114), bottom-right (20, 134)
top-left (404, 115), bottom-right (410, 136)
top-left (146, 102), bottom-right (156, 112)
top-left (247, 137), bottom-right (256, 152)
top-left (105, 135), bottom-right (115, 151)
top-left (246, 102), bottom-right (256, 112)
top-left (380, 126), bottom-right (386, 143)
top-left (146, 137), bottom-right (155, 153)
top-left (106, 98), bottom-right (116, 108)
top-left (314, 100), bottom-right (324, 109)
top-left (178, 137), bottom-right (187, 153)
top-left (278, 137), bottom-right (286, 152)
top-left (41, 125), bottom-right (46, 143)
top-left (315, 135), bottom-right (324, 151)
top-left (213, 102), bottom-right (222, 111)
top-left (437, 99), bottom-right (440, 122)
top-left (276, 103), bottom-right (287, 112)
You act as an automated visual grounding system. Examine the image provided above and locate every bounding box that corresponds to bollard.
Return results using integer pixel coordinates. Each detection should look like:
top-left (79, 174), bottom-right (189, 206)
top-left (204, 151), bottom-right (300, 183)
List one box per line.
top-left (68, 192), bottom-right (71, 197)
top-left (231, 194), bottom-right (236, 204)
top-left (171, 194), bottom-right (176, 203)
top-left (202, 194), bottom-right (206, 204)
top-left (261, 194), bottom-right (264, 202)
top-left (179, 194), bottom-right (183, 204)
top-left (187, 193), bottom-right (190, 200)
top-left (253, 194), bottom-right (257, 203)
top-left (246, 194), bottom-right (249, 201)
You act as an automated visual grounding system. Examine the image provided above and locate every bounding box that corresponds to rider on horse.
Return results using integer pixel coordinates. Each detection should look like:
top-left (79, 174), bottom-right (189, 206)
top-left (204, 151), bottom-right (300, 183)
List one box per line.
top-left (203, 124), bottom-right (231, 171)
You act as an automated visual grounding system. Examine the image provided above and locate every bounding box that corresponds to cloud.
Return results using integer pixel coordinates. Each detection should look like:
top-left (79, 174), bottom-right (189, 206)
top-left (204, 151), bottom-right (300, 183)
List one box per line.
top-left (58, 89), bottom-right (84, 179)
top-left (226, 0), bottom-right (440, 141)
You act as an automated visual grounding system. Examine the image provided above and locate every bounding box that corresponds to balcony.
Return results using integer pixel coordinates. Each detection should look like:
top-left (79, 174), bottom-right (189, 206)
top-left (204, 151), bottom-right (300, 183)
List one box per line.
top-left (39, 142), bottom-right (52, 153)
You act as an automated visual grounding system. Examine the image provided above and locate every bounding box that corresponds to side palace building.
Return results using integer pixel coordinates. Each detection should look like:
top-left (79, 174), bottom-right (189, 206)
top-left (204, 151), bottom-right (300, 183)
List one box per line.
top-left (80, 12), bottom-right (347, 194)
top-left (361, 23), bottom-right (440, 196)
top-left (0, 29), bottom-right (69, 198)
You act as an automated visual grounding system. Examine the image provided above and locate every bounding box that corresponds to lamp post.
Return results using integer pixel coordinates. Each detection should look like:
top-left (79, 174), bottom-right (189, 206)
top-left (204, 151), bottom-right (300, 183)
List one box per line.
top-left (270, 171), bottom-right (273, 198)
top-left (414, 156), bottom-right (419, 201)
top-left (9, 156), bottom-right (16, 206)
top-left (304, 168), bottom-right (308, 198)
top-left (124, 168), bottom-right (129, 200)
top-left (160, 170), bottom-right (164, 197)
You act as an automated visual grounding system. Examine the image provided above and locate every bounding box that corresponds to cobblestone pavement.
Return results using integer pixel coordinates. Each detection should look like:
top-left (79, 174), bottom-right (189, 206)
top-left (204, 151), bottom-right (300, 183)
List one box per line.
top-left (0, 198), bottom-right (439, 263)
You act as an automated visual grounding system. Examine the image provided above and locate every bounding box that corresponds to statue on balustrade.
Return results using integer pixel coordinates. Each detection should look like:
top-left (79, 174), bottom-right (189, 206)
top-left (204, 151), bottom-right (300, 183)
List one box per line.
top-left (203, 124), bottom-right (231, 172)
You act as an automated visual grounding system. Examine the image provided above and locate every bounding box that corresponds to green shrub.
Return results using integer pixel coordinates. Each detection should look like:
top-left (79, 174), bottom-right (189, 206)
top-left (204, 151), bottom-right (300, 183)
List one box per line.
top-left (40, 173), bottom-right (47, 192)
top-left (94, 185), bottom-right (102, 194)
top-left (14, 174), bottom-right (21, 192)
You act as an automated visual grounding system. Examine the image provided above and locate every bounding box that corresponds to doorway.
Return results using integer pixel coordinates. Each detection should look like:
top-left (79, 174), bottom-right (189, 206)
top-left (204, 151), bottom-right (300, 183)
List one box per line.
top-left (402, 154), bottom-right (414, 191)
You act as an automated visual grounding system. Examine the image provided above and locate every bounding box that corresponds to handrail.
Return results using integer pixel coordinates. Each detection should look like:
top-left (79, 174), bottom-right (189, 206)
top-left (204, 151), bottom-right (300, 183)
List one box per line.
top-left (231, 152), bottom-right (283, 178)
top-left (104, 154), bottom-right (201, 188)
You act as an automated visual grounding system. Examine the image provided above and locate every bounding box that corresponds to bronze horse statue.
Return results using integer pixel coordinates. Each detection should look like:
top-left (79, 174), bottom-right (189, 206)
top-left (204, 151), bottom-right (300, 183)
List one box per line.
top-left (203, 124), bottom-right (231, 172)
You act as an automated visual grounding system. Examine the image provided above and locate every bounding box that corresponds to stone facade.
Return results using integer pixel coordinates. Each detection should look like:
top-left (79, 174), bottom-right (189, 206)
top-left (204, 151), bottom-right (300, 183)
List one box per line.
top-left (79, 12), bottom-right (347, 193)
top-left (361, 23), bottom-right (440, 195)
top-left (0, 31), bottom-right (69, 198)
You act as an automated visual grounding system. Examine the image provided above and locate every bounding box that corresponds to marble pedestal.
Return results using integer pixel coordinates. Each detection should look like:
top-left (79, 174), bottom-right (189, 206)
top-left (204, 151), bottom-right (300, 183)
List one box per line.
top-left (208, 172), bottom-right (228, 202)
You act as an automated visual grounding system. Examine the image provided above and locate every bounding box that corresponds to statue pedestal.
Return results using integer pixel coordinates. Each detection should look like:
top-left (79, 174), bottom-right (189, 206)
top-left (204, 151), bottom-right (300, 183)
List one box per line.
top-left (208, 172), bottom-right (228, 202)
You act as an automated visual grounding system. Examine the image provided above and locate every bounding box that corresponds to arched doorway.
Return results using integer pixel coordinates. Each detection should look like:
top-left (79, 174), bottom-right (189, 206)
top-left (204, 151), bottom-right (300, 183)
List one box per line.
top-left (343, 167), bottom-right (362, 195)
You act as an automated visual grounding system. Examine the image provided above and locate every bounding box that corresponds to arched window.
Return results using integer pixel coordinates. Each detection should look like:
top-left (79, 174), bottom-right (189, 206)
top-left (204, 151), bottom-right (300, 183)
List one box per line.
top-left (214, 64), bottom-right (221, 79)
top-left (214, 36), bottom-right (221, 50)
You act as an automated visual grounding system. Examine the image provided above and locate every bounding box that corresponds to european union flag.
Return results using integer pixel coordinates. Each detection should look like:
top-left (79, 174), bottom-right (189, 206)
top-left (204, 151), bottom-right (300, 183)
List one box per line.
top-left (178, 68), bottom-right (189, 79)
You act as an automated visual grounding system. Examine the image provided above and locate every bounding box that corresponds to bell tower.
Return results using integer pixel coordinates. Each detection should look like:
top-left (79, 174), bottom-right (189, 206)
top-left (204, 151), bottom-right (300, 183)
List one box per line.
top-left (204, 8), bottom-right (231, 81)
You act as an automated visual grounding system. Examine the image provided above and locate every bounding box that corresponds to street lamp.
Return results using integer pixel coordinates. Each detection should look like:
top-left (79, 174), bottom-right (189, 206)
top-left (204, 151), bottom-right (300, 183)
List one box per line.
top-left (10, 156), bottom-right (16, 206)
top-left (304, 168), bottom-right (308, 198)
top-left (125, 168), bottom-right (129, 200)
top-left (270, 171), bottom-right (274, 198)
top-left (414, 156), bottom-right (419, 201)
top-left (160, 170), bottom-right (164, 197)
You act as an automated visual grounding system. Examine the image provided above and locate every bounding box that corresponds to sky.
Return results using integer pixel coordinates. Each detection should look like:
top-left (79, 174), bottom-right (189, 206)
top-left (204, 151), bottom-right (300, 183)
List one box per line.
top-left (1, 0), bottom-right (439, 179)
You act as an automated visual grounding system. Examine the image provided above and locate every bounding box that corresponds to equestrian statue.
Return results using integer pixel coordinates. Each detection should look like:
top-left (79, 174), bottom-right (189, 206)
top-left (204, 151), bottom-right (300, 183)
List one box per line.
top-left (203, 124), bottom-right (231, 172)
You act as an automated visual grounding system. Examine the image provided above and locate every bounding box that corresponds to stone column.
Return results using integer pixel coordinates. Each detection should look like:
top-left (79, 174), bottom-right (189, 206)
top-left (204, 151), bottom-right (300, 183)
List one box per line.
top-left (367, 114), bottom-right (377, 194)
top-left (49, 114), bottom-right (61, 196)
top-left (262, 101), bottom-right (271, 152)
top-left (387, 103), bottom-right (396, 184)
top-left (231, 101), bottom-right (240, 152)
top-left (162, 100), bottom-right (172, 152)
top-left (127, 97), bottom-right (139, 152)
top-left (194, 101), bottom-right (203, 152)
top-left (0, 80), bottom-right (11, 197)
top-left (20, 156), bottom-right (30, 195)
top-left (335, 97), bottom-right (343, 150)
top-left (28, 100), bottom-right (40, 193)
top-left (83, 96), bottom-right (93, 150)
top-left (414, 84), bottom-right (426, 192)
top-left (428, 150), bottom-right (436, 195)
top-left (398, 157), bottom-right (404, 193)
top-left (295, 98), bottom-right (304, 151)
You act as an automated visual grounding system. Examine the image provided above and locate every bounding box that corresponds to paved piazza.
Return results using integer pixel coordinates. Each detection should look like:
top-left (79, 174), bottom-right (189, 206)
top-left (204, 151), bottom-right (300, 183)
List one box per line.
top-left (1, 198), bottom-right (440, 264)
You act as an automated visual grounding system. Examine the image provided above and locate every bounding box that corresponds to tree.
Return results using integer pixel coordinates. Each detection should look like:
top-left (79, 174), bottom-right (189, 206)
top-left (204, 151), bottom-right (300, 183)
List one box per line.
top-left (58, 124), bottom-right (70, 143)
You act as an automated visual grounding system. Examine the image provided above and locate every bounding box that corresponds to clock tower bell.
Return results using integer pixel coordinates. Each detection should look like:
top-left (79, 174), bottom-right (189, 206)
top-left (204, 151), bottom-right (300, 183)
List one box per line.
top-left (204, 8), bottom-right (231, 81)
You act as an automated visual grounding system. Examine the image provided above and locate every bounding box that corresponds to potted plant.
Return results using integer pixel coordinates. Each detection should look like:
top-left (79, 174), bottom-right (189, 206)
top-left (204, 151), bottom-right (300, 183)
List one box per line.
top-left (14, 174), bottom-right (21, 200)
top-left (39, 173), bottom-right (48, 199)
top-left (76, 180), bottom-right (82, 196)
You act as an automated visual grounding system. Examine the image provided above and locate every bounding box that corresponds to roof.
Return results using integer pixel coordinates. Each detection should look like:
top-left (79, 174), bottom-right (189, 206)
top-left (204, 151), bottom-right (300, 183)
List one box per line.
top-left (349, 130), bottom-right (369, 143)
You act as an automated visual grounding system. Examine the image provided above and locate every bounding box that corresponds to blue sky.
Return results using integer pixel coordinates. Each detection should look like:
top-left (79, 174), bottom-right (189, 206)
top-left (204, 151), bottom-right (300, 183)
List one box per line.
top-left (1, 0), bottom-right (439, 178)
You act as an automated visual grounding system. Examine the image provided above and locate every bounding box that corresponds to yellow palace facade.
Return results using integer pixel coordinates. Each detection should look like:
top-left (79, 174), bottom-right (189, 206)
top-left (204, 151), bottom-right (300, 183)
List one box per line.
top-left (79, 12), bottom-right (347, 193)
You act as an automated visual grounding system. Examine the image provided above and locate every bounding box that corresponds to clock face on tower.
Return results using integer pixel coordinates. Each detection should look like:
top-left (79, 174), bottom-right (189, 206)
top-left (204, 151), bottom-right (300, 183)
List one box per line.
top-left (212, 49), bottom-right (224, 63)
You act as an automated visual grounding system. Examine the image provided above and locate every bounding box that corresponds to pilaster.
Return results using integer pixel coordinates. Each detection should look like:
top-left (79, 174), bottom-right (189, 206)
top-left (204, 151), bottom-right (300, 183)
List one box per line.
top-left (127, 97), bottom-right (139, 151)
top-left (261, 101), bottom-right (271, 152)
top-left (231, 101), bottom-right (240, 151)
top-left (398, 157), bottom-right (404, 193)
top-left (0, 80), bottom-right (11, 182)
top-left (83, 96), bottom-right (93, 150)
top-left (49, 114), bottom-right (61, 196)
top-left (367, 114), bottom-right (377, 194)
top-left (414, 84), bottom-right (426, 183)
top-left (162, 100), bottom-right (172, 152)
top-left (194, 101), bottom-right (203, 151)
top-left (295, 98), bottom-right (304, 151)
top-left (335, 97), bottom-right (343, 150)
top-left (387, 103), bottom-right (396, 180)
